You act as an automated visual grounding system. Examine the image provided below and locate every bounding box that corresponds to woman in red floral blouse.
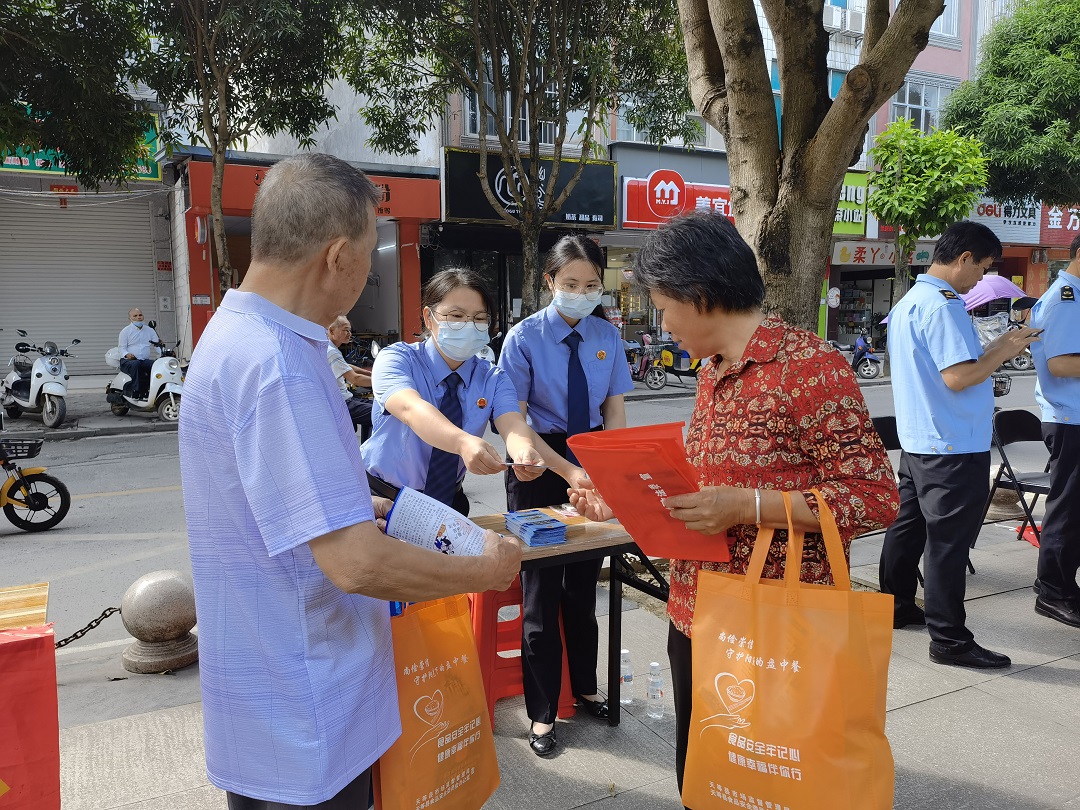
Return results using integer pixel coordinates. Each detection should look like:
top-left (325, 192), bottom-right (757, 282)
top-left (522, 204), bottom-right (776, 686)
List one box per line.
top-left (571, 212), bottom-right (899, 795)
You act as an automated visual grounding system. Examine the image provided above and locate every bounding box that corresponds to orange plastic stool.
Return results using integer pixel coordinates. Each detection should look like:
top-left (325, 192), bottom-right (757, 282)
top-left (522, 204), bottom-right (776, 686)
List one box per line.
top-left (468, 576), bottom-right (576, 726)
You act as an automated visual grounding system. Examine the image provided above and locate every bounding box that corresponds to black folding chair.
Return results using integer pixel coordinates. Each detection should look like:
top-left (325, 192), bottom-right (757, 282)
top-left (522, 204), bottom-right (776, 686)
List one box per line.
top-left (981, 408), bottom-right (1051, 544)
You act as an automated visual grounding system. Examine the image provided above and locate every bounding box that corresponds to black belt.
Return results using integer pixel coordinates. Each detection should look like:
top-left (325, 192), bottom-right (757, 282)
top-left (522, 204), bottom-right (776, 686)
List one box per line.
top-left (366, 472), bottom-right (463, 501)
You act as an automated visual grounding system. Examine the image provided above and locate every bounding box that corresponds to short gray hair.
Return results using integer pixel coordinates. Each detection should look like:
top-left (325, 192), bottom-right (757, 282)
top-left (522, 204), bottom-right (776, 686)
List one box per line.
top-left (251, 153), bottom-right (381, 264)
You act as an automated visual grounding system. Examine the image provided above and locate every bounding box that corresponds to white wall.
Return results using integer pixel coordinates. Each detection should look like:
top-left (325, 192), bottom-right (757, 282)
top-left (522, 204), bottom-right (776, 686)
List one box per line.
top-left (247, 80), bottom-right (441, 167)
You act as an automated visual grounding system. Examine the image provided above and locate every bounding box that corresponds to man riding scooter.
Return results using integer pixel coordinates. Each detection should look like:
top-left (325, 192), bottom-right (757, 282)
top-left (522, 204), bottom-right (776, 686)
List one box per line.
top-left (118, 308), bottom-right (158, 399)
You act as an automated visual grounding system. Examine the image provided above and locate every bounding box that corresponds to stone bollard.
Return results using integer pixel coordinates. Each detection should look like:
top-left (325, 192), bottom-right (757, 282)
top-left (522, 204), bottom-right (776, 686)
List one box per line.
top-left (984, 482), bottom-right (1026, 523)
top-left (120, 570), bottom-right (199, 674)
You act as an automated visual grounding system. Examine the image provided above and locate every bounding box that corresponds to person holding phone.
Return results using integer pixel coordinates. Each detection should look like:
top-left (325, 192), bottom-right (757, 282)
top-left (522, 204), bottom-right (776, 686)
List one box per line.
top-left (498, 234), bottom-right (634, 756)
top-left (362, 268), bottom-right (555, 515)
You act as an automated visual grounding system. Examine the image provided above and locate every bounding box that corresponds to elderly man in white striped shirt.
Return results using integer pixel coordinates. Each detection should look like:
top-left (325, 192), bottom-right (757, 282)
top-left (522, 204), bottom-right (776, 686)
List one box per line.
top-left (178, 153), bottom-right (521, 810)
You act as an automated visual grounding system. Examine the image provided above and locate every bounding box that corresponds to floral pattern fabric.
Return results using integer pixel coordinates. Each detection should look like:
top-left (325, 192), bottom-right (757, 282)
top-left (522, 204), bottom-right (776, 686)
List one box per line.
top-left (668, 316), bottom-right (900, 636)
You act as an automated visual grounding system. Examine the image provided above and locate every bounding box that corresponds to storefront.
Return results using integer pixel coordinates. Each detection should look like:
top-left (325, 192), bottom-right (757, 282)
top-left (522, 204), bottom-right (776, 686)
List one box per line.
top-left (0, 120), bottom-right (174, 375)
top-left (432, 147), bottom-right (617, 339)
top-left (967, 198), bottom-right (1046, 301)
top-left (602, 142), bottom-right (731, 340)
top-left (1041, 204), bottom-right (1080, 284)
top-left (172, 153), bottom-right (441, 354)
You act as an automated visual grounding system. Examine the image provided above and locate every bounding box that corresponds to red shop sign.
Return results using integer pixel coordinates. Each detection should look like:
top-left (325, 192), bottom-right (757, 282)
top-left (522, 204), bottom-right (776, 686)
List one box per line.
top-left (1041, 204), bottom-right (1080, 247)
top-left (622, 169), bottom-right (733, 229)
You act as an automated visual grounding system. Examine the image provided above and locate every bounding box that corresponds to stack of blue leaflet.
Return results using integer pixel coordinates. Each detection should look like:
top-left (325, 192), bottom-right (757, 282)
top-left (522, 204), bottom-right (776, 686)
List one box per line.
top-left (505, 509), bottom-right (567, 547)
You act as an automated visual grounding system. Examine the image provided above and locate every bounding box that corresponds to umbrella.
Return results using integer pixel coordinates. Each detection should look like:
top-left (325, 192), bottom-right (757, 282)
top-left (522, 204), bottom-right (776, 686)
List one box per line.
top-left (959, 274), bottom-right (1027, 311)
top-left (880, 274), bottom-right (1027, 324)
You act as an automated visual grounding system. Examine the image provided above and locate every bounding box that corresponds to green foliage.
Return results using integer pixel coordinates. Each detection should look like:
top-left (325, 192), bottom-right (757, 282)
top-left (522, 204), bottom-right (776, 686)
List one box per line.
top-left (343, 0), bottom-right (699, 158)
top-left (140, 0), bottom-right (348, 153)
top-left (1, 0), bottom-right (152, 189)
top-left (941, 0), bottom-right (1080, 205)
top-left (867, 118), bottom-right (988, 252)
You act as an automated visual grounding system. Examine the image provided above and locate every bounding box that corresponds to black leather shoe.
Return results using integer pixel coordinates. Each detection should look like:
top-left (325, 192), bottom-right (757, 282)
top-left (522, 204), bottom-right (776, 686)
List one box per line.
top-left (1033, 578), bottom-right (1042, 595)
top-left (528, 727), bottom-right (557, 757)
top-left (929, 642), bottom-right (1011, 669)
top-left (574, 695), bottom-right (610, 719)
top-left (1035, 596), bottom-right (1080, 629)
top-left (893, 606), bottom-right (926, 629)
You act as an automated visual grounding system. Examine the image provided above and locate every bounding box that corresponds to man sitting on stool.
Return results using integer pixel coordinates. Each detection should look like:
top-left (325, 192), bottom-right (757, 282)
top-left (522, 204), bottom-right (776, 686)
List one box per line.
top-left (327, 315), bottom-right (373, 440)
top-left (119, 308), bottom-right (158, 399)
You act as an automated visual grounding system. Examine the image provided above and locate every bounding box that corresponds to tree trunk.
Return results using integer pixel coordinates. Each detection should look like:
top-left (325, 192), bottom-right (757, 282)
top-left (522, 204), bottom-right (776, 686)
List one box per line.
top-left (759, 188), bottom-right (838, 329)
top-left (211, 141), bottom-right (233, 301)
top-left (519, 222), bottom-right (543, 318)
top-left (891, 230), bottom-right (912, 307)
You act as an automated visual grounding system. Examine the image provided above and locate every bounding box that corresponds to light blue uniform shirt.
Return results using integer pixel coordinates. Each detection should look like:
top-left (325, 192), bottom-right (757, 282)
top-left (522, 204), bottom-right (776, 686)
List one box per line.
top-left (498, 304), bottom-right (634, 434)
top-left (362, 337), bottom-right (519, 491)
top-left (1032, 268), bottom-right (1080, 424)
top-left (888, 274), bottom-right (993, 454)
top-left (179, 290), bottom-right (399, 805)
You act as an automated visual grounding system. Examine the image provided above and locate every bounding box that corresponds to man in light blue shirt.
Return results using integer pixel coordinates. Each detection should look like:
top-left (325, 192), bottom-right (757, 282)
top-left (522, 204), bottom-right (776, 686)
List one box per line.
top-left (178, 154), bottom-right (521, 810)
top-left (1029, 235), bottom-right (1080, 628)
top-left (880, 221), bottom-right (1041, 670)
top-left (118, 308), bottom-right (159, 399)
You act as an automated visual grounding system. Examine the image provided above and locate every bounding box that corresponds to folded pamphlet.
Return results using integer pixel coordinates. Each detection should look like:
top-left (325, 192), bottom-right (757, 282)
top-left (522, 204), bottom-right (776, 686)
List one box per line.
top-left (384, 487), bottom-right (486, 556)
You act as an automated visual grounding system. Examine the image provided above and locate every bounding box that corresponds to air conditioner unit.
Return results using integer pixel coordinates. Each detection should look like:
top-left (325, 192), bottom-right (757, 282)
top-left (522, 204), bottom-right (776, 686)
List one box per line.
top-left (845, 10), bottom-right (866, 36)
top-left (822, 4), bottom-right (843, 32)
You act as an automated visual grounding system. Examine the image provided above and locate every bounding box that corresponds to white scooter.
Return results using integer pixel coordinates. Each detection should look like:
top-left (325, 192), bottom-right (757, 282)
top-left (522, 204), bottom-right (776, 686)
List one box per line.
top-left (1, 331), bottom-right (80, 428)
top-left (104, 328), bottom-right (183, 422)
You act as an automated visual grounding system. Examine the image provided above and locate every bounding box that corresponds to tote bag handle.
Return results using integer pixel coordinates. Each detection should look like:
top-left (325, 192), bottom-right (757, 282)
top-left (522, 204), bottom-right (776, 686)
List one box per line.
top-left (743, 488), bottom-right (851, 593)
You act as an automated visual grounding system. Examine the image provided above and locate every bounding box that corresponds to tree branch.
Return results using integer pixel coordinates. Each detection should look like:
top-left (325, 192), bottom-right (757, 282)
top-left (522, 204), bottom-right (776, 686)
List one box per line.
top-left (862, 0), bottom-right (890, 55)
top-left (677, 0), bottom-right (730, 141)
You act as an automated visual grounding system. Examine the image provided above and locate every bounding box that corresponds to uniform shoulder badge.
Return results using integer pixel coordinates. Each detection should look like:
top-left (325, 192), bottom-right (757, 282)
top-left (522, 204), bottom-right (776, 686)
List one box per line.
top-left (1062, 285), bottom-right (1075, 302)
top-left (939, 289), bottom-right (960, 300)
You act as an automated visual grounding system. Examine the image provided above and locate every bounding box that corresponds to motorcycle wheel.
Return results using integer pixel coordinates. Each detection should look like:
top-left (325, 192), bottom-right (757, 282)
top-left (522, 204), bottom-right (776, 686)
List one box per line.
top-left (856, 359), bottom-right (881, 379)
top-left (1009, 353), bottom-right (1033, 371)
top-left (4, 403), bottom-right (22, 419)
top-left (157, 395), bottom-right (180, 422)
top-left (41, 394), bottom-right (66, 428)
top-left (645, 367), bottom-right (667, 390)
top-left (111, 403), bottom-right (129, 416)
top-left (3, 472), bottom-right (71, 532)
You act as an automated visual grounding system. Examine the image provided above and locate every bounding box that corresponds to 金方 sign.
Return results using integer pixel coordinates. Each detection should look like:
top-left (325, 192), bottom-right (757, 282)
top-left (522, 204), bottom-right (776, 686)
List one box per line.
top-left (1041, 204), bottom-right (1080, 247)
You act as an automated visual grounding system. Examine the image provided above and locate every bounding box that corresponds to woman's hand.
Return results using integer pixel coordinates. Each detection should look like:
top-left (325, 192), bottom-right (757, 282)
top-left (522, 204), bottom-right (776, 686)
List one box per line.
top-left (568, 486), bottom-right (615, 522)
top-left (559, 465), bottom-right (593, 491)
top-left (664, 486), bottom-right (752, 536)
top-left (457, 434), bottom-right (508, 475)
top-left (510, 446), bottom-right (546, 482)
top-left (372, 496), bottom-right (394, 532)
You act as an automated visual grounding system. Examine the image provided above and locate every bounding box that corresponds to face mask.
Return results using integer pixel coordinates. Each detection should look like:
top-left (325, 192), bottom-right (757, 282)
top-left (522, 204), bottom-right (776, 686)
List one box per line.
top-left (435, 322), bottom-right (490, 362)
top-left (552, 289), bottom-right (602, 320)
top-left (132, 321), bottom-right (144, 329)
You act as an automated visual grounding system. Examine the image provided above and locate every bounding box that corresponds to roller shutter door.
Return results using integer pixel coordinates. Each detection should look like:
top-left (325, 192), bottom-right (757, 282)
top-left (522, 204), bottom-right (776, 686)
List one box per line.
top-left (0, 196), bottom-right (156, 375)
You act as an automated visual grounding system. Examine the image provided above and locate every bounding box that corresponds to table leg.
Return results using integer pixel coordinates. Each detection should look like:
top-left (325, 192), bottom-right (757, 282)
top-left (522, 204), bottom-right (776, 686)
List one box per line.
top-left (608, 554), bottom-right (623, 727)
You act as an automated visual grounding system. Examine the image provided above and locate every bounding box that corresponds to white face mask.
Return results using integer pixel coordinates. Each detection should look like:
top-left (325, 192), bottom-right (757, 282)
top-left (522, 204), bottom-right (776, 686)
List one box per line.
top-left (552, 289), bottom-right (602, 321)
top-left (435, 322), bottom-right (490, 362)
top-left (132, 321), bottom-right (144, 329)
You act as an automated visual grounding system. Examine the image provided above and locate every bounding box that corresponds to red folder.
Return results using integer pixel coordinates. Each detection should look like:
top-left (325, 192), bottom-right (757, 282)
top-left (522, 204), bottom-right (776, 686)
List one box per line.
top-left (567, 423), bottom-right (730, 563)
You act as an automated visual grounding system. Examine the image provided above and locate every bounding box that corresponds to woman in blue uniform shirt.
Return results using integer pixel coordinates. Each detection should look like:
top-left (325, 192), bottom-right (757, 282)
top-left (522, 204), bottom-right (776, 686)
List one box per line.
top-left (498, 234), bottom-right (635, 756)
top-left (362, 269), bottom-right (550, 514)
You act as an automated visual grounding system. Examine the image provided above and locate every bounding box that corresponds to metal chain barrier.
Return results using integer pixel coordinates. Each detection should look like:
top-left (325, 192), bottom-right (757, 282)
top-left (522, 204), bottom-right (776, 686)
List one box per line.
top-left (54, 607), bottom-right (120, 649)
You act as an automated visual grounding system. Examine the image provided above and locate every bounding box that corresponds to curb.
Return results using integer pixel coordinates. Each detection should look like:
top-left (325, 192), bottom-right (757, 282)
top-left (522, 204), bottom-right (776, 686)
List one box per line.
top-left (1, 421), bottom-right (178, 442)
top-left (625, 388), bottom-right (698, 402)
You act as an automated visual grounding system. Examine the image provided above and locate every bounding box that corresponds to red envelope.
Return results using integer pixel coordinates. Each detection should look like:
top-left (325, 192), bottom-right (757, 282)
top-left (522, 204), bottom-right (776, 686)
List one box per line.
top-left (568, 423), bottom-right (730, 562)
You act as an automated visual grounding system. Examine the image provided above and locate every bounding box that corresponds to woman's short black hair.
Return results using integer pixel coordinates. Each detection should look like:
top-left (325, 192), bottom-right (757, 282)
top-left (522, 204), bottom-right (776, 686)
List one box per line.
top-left (421, 268), bottom-right (496, 317)
top-left (543, 234), bottom-right (605, 281)
top-left (932, 220), bottom-right (1003, 265)
top-left (632, 211), bottom-right (765, 313)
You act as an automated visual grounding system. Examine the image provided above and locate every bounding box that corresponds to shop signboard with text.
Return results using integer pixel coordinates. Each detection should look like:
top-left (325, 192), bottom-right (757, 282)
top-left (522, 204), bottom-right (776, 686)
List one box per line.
top-left (833, 172), bottom-right (868, 236)
top-left (621, 169), bottom-right (733, 229)
top-left (1, 115), bottom-right (161, 182)
top-left (832, 241), bottom-right (933, 267)
top-left (969, 197), bottom-right (1041, 244)
top-left (1041, 204), bottom-right (1080, 247)
top-left (442, 147), bottom-right (615, 228)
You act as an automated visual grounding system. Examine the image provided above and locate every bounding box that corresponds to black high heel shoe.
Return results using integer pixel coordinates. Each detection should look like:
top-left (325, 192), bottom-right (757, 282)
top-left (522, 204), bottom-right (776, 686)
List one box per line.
top-left (573, 695), bottom-right (610, 719)
top-left (528, 725), bottom-right (557, 757)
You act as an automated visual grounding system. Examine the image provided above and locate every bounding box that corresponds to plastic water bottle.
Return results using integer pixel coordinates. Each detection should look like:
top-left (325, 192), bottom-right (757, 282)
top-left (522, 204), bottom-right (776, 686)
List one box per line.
top-left (619, 649), bottom-right (634, 705)
top-left (646, 661), bottom-right (664, 720)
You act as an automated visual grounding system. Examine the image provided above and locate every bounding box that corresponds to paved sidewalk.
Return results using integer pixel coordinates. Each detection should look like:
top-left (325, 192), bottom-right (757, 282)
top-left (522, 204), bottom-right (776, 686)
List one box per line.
top-left (57, 515), bottom-right (1080, 809)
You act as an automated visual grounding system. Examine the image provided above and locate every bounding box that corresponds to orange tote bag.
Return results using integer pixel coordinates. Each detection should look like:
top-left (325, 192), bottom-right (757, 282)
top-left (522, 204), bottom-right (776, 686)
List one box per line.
top-left (682, 491), bottom-right (894, 810)
top-left (374, 595), bottom-right (499, 810)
